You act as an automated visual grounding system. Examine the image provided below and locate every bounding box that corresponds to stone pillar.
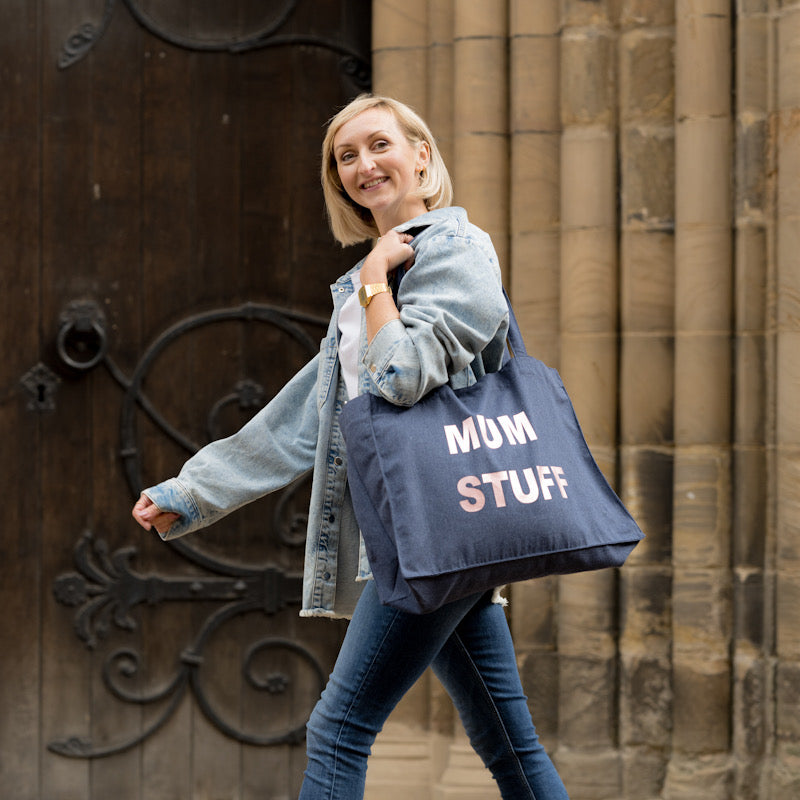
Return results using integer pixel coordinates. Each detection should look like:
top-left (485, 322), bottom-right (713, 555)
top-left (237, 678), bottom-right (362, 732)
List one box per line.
top-left (666, 0), bottom-right (734, 796)
top-left (425, 0), bottom-right (455, 167)
top-left (508, 0), bottom-right (563, 769)
top-left (369, 7), bottom-right (458, 799)
top-left (451, 0), bottom-right (509, 274)
top-left (372, 0), bottom-right (428, 106)
top-left (434, 7), bottom-right (509, 793)
top-left (373, 5), bottom-right (507, 795)
top-left (732, 1), bottom-right (772, 797)
top-left (509, 0), bottom-right (561, 364)
top-left (617, 1), bottom-right (675, 796)
top-left (557, 1), bottom-right (621, 796)
top-left (771, 1), bottom-right (800, 796)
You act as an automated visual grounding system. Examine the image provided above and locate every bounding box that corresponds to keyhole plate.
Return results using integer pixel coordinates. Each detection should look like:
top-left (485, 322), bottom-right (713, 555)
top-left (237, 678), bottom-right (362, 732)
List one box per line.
top-left (20, 362), bottom-right (61, 412)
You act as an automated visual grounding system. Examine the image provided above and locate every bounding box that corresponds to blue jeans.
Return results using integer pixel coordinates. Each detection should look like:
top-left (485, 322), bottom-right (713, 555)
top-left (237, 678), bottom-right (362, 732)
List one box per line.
top-left (299, 582), bottom-right (569, 799)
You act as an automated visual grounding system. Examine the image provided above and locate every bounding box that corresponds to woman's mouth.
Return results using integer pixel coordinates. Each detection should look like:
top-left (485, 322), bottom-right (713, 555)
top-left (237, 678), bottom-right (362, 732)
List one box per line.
top-left (361, 177), bottom-right (388, 190)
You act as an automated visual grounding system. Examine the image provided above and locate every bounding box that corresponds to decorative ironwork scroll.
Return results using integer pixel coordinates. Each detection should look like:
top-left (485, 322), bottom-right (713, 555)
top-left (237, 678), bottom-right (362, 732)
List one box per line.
top-left (49, 301), bottom-right (330, 757)
top-left (49, 532), bottom-right (320, 756)
top-left (58, 0), bottom-right (371, 89)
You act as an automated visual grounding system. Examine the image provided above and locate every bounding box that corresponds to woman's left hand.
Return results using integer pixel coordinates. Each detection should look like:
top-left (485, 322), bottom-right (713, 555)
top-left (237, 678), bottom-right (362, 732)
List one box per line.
top-left (360, 230), bottom-right (415, 285)
top-left (132, 492), bottom-right (181, 535)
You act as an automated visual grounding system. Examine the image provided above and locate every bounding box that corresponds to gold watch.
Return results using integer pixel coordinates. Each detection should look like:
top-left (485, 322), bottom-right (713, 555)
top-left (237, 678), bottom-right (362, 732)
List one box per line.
top-left (358, 282), bottom-right (390, 307)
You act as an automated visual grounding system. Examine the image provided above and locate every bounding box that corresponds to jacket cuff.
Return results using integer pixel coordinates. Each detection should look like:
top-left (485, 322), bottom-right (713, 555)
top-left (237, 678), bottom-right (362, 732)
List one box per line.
top-left (362, 318), bottom-right (414, 404)
top-left (142, 478), bottom-right (202, 540)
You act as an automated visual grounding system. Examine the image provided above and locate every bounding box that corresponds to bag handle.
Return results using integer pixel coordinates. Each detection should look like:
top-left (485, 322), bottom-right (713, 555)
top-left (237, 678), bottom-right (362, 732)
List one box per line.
top-left (502, 289), bottom-right (528, 361)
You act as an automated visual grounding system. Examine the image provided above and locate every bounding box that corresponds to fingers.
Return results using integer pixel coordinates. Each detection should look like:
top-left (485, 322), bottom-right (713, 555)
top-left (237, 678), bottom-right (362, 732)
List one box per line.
top-left (132, 493), bottom-right (153, 512)
top-left (382, 232), bottom-right (412, 244)
top-left (375, 231), bottom-right (413, 252)
top-left (153, 512), bottom-right (180, 535)
top-left (131, 492), bottom-right (180, 534)
top-left (377, 231), bottom-right (412, 243)
top-left (366, 232), bottom-right (414, 279)
top-left (391, 232), bottom-right (415, 262)
top-left (132, 493), bottom-right (154, 530)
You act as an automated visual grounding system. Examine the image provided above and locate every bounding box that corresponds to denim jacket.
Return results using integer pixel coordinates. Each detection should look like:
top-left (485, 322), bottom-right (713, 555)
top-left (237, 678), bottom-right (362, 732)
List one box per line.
top-left (143, 207), bottom-right (509, 617)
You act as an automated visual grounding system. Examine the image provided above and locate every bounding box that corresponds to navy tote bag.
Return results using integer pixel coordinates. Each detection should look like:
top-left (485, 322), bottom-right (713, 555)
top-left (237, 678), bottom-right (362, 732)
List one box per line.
top-left (340, 292), bottom-right (643, 614)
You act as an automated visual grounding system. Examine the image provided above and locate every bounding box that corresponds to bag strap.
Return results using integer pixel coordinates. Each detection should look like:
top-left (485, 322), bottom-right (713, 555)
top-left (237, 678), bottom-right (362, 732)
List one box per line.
top-left (502, 288), bottom-right (528, 361)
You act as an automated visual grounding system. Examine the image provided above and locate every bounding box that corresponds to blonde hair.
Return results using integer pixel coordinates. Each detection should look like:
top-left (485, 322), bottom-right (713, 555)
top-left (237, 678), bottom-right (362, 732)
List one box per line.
top-left (321, 94), bottom-right (453, 246)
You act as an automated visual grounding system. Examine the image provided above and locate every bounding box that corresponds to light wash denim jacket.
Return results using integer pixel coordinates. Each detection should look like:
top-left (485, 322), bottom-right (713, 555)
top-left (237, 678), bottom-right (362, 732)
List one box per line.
top-left (143, 207), bottom-right (509, 617)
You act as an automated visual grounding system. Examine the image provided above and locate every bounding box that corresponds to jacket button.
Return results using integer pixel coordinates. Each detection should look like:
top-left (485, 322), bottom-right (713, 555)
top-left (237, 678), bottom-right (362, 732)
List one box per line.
top-left (328, 514), bottom-right (336, 523)
top-left (334, 457), bottom-right (343, 466)
top-left (369, 364), bottom-right (377, 373)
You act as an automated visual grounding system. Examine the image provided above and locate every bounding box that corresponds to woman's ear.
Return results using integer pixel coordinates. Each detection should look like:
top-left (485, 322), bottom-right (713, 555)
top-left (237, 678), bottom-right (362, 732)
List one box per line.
top-left (416, 141), bottom-right (431, 173)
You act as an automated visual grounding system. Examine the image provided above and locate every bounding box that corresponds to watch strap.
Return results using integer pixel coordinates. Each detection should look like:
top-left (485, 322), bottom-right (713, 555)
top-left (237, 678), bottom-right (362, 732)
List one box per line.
top-left (358, 282), bottom-right (391, 307)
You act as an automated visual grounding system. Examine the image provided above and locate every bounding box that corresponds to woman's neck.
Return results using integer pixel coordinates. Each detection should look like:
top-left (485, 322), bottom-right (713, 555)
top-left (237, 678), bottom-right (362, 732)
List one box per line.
top-left (373, 200), bottom-right (429, 236)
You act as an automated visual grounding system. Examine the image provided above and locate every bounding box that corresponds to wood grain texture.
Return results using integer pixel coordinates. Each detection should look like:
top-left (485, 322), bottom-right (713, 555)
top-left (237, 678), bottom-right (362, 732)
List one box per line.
top-left (0, 1), bottom-right (367, 797)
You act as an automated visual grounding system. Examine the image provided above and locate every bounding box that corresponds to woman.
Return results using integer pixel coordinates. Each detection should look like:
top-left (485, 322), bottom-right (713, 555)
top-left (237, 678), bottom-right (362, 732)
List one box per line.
top-left (132, 94), bottom-right (569, 800)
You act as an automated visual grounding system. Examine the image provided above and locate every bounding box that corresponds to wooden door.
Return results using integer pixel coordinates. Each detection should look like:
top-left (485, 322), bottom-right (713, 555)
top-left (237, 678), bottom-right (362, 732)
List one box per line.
top-left (0, 2), bottom-right (370, 798)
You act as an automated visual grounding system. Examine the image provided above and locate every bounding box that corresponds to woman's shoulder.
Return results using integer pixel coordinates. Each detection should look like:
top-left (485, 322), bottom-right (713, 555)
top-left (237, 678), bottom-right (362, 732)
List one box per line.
top-left (395, 208), bottom-right (502, 290)
top-left (397, 206), bottom-right (470, 237)
top-left (399, 207), bottom-right (495, 256)
top-left (430, 208), bottom-right (499, 269)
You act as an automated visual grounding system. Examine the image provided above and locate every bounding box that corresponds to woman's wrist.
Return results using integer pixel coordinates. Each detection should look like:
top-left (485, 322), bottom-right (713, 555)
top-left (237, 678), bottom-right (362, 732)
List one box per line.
top-left (360, 251), bottom-right (390, 285)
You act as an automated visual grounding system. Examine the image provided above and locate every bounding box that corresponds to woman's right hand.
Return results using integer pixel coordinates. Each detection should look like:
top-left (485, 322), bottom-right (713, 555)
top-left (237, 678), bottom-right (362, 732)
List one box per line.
top-left (360, 231), bottom-right (415, 343)
top-left (132, 493), bottom-right (181, 535)
top-left (360, 230), bottom-right (415, 285)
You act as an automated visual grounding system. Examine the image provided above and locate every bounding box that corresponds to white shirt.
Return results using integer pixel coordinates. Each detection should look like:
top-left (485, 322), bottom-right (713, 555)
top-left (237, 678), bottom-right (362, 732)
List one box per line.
top-left (338, 271), bottom-right (362, 400)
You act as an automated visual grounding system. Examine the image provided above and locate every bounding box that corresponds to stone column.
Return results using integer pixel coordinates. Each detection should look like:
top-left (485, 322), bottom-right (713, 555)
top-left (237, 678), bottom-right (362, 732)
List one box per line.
top-left (617, 1), bottom-right (675, 796)
top-left (369, 11), bottom-right (449, 798)
top-left (557, 1), bottom-right (621, 795)
top-left (451, 0), bottom-right (509, 274)
top-left (666, 0), bottom-right (734, 796)
top-left (771, 1), bottom-right (800, 796)
top-left (434, 8), bottom-right (509, 794)
top-left (425, 0), bottom-right (455, 166)
top-left (732, 1), bottom-right (773, 797)
top-left (509, 0), bottom-right (561, 363)
top-left (508, 0), bottom-right (563, 769)
top-left (373, 4), bottom-right (509, 796)
top-left (400, 8), bottom-right (493, 776)
top-left (372, 0), bottom-right (429, 106)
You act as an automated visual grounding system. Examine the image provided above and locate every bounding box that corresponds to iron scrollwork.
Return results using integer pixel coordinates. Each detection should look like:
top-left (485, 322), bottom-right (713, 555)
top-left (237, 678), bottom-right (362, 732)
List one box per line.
top-left (49, 533), bottom-right (320, 757)
top-left (58, 0), bottom-right (371, 89)
top-left (49, 300), bottom-right (330, 758)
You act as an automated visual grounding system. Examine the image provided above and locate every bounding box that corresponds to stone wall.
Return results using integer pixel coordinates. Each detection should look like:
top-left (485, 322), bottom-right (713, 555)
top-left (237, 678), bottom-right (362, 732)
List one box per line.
top-left (367, 1), bottom-right (800, 798)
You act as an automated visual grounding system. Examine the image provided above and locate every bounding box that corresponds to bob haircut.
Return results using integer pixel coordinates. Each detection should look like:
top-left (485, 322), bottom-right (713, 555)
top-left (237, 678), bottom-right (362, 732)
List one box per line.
top-left (321, 94), bottom-right (453, 246)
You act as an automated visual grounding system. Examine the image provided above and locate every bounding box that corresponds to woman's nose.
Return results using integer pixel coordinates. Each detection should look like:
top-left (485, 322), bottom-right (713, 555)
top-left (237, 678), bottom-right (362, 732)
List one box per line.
top-left (357, 152), bottom-right (375, 172)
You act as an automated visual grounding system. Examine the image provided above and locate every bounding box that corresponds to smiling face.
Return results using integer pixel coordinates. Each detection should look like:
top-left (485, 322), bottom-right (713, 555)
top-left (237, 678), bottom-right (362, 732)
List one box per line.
top-left (332, 107), bottom-right (430, 234)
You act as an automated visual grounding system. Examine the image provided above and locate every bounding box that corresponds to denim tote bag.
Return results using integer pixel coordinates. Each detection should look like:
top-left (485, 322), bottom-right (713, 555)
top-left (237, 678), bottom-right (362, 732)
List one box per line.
top-left (340, 292), bottom-right (643, 614)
